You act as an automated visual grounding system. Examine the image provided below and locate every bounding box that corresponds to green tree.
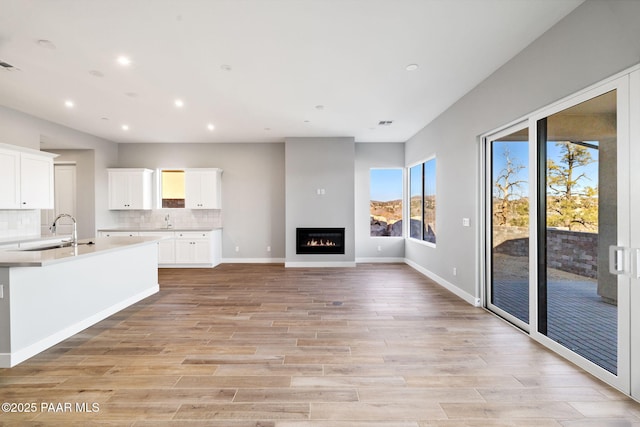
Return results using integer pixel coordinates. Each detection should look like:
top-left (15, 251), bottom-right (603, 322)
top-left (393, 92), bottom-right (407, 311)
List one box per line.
top-left (547, 141), bottom-right (598, 231)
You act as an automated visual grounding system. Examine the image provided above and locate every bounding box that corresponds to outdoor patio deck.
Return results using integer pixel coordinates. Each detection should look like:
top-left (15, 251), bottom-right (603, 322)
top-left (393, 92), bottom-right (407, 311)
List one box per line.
top-left (492, 279), bottom-right (617, 373)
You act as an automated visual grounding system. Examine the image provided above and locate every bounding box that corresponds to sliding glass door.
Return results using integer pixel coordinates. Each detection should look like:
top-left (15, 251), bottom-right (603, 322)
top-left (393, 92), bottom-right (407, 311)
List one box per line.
top-left (486, 124), bottom-right (530, 330)
top-left (537, 89), bottom-right (625, 377)
top-left (485, 75), bottom-right (631, 393)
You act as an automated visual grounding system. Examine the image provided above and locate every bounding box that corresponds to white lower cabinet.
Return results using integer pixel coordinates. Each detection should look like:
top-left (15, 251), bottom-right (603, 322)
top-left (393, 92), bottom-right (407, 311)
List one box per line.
top-left (138, 231), bottom-right (175, 265)
top-left (175, 231), bottom-right (215, 265)
top-left (99, 229), bottom-right (221, 267)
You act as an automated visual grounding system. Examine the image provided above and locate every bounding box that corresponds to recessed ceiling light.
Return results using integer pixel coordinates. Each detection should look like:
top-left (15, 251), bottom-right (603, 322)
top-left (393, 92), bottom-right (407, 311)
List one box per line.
top-left (315, 105), bottom-right (324, 110)
top-left (264, 127), bottom-right (271, 131)
top-left (220, 64), bottom-right (232, 71)
top-left (121, 124), bottom-right (129, 131)
top-left (207, 123), bottom-right (215, 131)
top-left (89, 70), bottom-right (104, 77)
top-left (174, 99), bottom-right (184, 108)
top-left (125, 92), bottom-right (138, 98)
top-left (117, 56), bottom-right (131, 66)
top-left (37, 39), bottom-right (56, 50)
top-left (304, 120), bottom-right (310, 123)
top-left (101, 117), bottom-right (109, 121)
top-left (64, 100), bottom-right (74, 108)
top-left (405, 63), bottom-right (419, 71)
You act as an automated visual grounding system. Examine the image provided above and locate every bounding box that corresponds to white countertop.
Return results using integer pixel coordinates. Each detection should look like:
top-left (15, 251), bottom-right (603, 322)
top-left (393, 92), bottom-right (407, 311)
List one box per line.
top-left (0, 236), bottom-right (161, 268)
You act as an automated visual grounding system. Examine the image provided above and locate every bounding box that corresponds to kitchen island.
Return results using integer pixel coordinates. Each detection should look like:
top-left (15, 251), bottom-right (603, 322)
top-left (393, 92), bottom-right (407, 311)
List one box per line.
top-left (0, 236), bottom-right (160, 367)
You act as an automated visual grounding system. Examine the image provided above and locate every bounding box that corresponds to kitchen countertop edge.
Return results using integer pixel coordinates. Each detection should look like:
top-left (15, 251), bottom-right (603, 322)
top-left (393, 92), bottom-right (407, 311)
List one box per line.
top-left (0, 236), bottom-right (162, 268)
top-left (98, 227), bottom-right (222, 232)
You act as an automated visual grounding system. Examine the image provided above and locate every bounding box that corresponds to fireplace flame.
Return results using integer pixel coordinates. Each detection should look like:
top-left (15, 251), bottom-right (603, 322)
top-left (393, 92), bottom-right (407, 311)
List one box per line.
top-left (305, 238), bottom-right (337, 247)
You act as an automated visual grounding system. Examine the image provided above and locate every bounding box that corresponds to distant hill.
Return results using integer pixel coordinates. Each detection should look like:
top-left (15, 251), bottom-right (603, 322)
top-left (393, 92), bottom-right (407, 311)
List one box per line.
top-left (370, 199), bottom-right (402, 223)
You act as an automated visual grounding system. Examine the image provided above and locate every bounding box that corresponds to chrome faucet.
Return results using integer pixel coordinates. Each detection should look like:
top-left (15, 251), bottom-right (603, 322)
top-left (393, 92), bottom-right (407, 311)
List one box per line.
top-left (164, 214), bottom-right (172, 229)
top-left (51, 213), bottom-right (78, 246)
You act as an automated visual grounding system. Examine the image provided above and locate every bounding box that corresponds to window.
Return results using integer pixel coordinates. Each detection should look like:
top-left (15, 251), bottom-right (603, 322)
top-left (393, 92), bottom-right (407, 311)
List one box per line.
top-left (370, 168), bottom-right (403, 237)
top-left (409, 164), bottom-right (422, 239)
top-left (161, 170), bottom-right (185, 208)
top-left (423, 158), bottom-right (436, 243)
top-left (408, 158), bottom-right (437, 244)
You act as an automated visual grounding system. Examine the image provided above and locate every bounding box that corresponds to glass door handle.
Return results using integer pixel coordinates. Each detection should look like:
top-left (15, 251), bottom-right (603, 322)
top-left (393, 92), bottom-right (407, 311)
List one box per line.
top-left (609, 246), bottom-right (627, 275)
top-left (632, 248), bottom-right (640, 279)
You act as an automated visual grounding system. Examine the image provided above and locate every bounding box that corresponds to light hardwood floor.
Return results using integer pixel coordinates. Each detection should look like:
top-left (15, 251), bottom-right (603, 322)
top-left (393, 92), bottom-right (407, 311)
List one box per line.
top-left (1, 263), bottom-right (639, 426)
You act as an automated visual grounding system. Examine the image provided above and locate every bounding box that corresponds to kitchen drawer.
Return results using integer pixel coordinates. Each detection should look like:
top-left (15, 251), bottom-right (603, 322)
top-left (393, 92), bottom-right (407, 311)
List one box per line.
top-left (175, 231), bottom-right (211, 239)
top-left (99, 231), bottom-right (139, 237)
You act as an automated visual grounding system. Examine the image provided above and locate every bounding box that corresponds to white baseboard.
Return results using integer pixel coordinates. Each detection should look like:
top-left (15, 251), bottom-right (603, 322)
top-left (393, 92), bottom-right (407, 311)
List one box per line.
top-left (221, 258), bottom-right (285, 264)
top-left (1, 285), bottom-right (159, 368)
top-left (285, 261), bottom-right (356, 268)
top-left (404, 259), bottom-right (479, 306)
top-left (356, 257), bottom-right (405, 263)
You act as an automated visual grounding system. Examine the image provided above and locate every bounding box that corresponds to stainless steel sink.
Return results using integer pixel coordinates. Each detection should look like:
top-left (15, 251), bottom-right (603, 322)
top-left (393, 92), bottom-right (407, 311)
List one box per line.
top-left (20, 241), bottom-right (93, 252)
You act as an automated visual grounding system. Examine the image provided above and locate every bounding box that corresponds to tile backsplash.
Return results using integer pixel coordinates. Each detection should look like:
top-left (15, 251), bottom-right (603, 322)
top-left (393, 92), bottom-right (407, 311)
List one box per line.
top-left (0, 210), bottom-right (41, 239)
top-left (112, 209), bottom-right (222, 229)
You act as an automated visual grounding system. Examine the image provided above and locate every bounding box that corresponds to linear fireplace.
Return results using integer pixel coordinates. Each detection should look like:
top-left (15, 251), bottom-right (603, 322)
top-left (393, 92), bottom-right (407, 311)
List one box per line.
top-left (296, 228), bottom-right (345, 254)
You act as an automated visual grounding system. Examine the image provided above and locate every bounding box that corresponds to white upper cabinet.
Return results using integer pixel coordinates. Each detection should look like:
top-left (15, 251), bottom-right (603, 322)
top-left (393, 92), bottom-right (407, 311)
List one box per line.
top-left (0, 144), bottom-right (55, 210)
top-left (184, 168), bottom-right (222, 209)
top-left (108, 168), bottom-right (153, 210)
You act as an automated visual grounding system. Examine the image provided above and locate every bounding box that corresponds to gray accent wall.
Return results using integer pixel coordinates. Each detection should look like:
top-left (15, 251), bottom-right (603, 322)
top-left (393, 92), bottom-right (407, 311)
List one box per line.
top-left (285, 137), bottom-right (355, 264)
top-left (355, 143), bottom-right (405, 260)
top-left (117, 143), bottom-right (286, 260)
top-left (404, 0), bottom-right (640, 298)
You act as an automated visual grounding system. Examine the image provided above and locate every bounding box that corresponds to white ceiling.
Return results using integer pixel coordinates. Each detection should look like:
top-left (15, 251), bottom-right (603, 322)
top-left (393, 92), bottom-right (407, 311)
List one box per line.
top-left (0, 0), bottom-right (583, 145)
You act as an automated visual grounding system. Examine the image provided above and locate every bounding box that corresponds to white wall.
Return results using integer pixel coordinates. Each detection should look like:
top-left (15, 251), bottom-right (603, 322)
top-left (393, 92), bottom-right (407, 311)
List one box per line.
top-left (355, 143), bottom-right (405, 261)
top-left (285, 137), bottom-right (355, 265)
top-left (44, 150), bottom-right (95, 239)
top-left (117, 143), bottom-right (285, 260)
top-left (404, 0), bottom-right (640, 298)
top-left (0, 106), bottom-right (118, 237)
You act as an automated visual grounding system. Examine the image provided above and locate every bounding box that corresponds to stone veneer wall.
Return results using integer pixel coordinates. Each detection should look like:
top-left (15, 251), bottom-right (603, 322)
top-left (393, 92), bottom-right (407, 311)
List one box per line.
top-left (546, 229), bottom-right (597, 279)
top-left (494, 226), bottom-right (597, 279)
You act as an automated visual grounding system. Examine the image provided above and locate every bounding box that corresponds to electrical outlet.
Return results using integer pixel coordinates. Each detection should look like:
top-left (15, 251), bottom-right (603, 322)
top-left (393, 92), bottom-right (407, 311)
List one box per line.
top-left (0, 284), bottom-right (4, 299)
top-left (453, 267), bottom-right (457, 276)
top-left (377, 245), bottom-right (382, 252)
top-left (462, 218), bottom-right (470, 227)
top-left (267, 246), bottom-right (271, 252)
top-left (235, 246), bottom-right (240, 252)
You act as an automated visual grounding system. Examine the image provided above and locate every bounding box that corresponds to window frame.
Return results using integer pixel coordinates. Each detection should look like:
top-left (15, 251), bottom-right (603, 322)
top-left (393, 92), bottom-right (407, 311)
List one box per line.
top-left (407, 156), bottom-right (437, 247)
top-left (369, 167), bottom-right (405, 238)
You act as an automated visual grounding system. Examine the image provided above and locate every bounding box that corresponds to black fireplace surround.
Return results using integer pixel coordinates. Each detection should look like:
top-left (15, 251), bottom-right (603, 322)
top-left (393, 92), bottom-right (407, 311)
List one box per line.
top-left (296, 228), bottom-right (345, 254)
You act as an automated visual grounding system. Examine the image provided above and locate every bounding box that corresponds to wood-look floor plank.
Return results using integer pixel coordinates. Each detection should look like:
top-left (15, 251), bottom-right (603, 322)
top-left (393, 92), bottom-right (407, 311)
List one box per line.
top-left (0, 264), bottom-right (638, 425)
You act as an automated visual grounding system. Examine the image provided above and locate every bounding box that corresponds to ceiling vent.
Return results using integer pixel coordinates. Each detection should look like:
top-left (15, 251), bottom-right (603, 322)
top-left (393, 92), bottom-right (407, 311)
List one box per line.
top-left (0, 60), bottom-right (17, 71)
top-left (378, 120), bottom-right (393, 126)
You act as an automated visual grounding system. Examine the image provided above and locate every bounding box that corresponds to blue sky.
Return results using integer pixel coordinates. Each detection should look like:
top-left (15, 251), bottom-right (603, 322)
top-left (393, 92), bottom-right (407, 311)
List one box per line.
top-left (371, 141), bottom-right (598, 203)
top-left (492, 141), bottom-right (599, 197)
top-left (370, 169), bottom-right (403, 201)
